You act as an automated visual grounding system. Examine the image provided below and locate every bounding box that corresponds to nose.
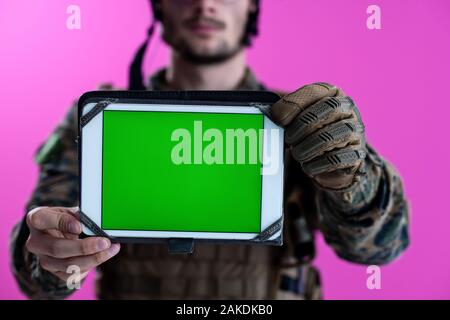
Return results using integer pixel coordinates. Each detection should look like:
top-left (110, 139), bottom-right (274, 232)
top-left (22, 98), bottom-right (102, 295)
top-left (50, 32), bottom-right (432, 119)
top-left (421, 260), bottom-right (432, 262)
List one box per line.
top-left (192, 0), bottom-right (217, 16)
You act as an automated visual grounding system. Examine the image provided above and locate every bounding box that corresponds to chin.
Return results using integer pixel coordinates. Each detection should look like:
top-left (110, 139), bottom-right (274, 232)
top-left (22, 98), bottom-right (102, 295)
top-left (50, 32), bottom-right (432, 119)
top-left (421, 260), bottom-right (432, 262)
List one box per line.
top-left (188, 44), bottom-right (221, 56)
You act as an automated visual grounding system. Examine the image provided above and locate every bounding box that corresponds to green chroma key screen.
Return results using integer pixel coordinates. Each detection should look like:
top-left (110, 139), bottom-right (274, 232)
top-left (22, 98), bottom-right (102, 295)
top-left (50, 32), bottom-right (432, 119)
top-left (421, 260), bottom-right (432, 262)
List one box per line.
top-left (101, 110), bottom-right (263, 233)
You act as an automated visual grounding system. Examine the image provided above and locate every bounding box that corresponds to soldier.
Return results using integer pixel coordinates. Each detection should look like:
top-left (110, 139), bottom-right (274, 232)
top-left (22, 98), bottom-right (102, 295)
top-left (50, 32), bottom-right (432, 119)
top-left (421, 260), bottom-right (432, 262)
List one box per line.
top-left (10, 0), bottom-right (409, 300)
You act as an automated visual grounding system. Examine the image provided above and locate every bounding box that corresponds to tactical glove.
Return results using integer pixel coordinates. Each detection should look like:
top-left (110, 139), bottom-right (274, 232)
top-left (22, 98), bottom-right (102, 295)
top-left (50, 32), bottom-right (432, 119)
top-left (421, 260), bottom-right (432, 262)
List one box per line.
top-left (271, 83), bottom-right (367, 190)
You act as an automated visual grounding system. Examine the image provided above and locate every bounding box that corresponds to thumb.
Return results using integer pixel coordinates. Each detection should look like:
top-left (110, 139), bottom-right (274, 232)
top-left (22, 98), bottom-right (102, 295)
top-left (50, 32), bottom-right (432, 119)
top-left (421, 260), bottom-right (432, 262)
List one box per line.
top-left (270, 82), bottom-right (345, 127)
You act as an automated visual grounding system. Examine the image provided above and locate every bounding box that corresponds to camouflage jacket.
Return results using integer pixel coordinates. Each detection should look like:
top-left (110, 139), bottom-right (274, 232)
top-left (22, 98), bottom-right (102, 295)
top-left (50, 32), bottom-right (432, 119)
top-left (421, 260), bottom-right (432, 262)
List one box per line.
top-left (9, 68), bottom-right (410, 299)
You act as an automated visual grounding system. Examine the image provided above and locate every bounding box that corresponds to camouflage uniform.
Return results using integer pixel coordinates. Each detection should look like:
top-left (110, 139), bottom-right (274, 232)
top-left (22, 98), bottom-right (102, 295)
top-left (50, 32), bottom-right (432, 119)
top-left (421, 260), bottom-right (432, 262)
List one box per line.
top-left (9, 68), bottom-right (410, 299)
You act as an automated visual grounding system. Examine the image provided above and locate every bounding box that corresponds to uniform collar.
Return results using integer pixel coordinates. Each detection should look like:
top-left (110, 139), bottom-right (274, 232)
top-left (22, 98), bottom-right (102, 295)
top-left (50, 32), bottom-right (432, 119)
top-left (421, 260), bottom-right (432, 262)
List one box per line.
top-left (147, 67), bottom-right (264, 91)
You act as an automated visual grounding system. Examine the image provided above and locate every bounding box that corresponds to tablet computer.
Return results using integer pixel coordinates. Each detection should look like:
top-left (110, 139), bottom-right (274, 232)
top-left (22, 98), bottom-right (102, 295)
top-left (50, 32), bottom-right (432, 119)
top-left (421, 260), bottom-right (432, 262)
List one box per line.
top-left (78, 91), bottom-right (284, 250)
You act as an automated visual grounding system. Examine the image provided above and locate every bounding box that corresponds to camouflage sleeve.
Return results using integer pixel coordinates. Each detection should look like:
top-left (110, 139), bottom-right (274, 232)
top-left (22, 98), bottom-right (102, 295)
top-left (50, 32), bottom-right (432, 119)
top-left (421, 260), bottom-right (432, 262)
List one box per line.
top-left (9, 103), bottom-right (80, 299)
top-left (314, 144), bottom-right (410, 265)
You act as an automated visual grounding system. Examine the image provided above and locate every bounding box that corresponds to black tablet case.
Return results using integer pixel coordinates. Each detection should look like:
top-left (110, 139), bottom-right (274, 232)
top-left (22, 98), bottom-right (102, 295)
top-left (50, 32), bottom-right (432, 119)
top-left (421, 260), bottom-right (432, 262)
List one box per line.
top-left (77, 90), bottom-right (284, 253)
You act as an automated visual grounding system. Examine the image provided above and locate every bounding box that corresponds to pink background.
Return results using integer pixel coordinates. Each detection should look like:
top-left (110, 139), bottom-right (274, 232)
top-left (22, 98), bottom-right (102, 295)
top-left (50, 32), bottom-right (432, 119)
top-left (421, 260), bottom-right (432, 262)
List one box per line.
top-left (1, 0), bottom-right (449, 299)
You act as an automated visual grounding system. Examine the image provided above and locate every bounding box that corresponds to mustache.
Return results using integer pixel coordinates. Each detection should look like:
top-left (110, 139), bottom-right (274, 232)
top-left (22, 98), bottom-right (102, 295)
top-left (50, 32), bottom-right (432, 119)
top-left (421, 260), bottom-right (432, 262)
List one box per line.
top-left (184, 16), bottom-right (226, 29)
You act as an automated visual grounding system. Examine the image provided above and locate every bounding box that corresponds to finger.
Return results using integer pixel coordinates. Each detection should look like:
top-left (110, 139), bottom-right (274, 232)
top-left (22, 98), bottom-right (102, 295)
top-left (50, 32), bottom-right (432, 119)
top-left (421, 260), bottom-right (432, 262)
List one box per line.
top-left (291, 119), bottom-right (365, 163)
top-left (63, 233), bottom-right (79, 240)
top-left (58, 207), bottom-right (81, 240)
top-left (42, 227), bottom-right (80, 241)
top-left (39, 243), bottom-right (121, 274)
top-left (27, 233), bottom-right (111, 259)
top-left (65, 207), bottom-right (80, 219)
top-left (302, 146), bottom-right (366, 176)
top-left (286, 96), bottom-right (356, 145)
top-left (64, 208), bottom-right (82, 239)
top-left (27, 207), bottom-right (81, 234)
top-left (271, 82), bottom-right (345, 127)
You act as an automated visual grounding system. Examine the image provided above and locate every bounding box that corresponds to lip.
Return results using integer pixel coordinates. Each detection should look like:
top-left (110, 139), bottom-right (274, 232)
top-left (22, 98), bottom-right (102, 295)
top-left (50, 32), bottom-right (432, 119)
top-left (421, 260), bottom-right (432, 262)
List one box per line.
top-left (186, 17), bottom-right (225, 37)
top-left (187, 22), bottom-right (223, 36)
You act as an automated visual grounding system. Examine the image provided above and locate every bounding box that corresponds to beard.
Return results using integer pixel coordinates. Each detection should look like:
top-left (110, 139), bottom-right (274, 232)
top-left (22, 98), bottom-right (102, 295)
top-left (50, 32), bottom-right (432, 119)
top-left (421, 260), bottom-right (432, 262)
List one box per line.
top-left (161, 16), bottom-right (245, 65)
top-left (166, 36), bottom-right (243, 65)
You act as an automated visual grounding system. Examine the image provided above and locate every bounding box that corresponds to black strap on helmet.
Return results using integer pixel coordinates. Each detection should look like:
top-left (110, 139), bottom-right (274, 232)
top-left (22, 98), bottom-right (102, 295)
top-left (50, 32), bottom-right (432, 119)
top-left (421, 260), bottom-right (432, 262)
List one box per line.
top-left (128, 0), bottom-right (161, 90)
top-left (128, 22), bottom-right (156, 90)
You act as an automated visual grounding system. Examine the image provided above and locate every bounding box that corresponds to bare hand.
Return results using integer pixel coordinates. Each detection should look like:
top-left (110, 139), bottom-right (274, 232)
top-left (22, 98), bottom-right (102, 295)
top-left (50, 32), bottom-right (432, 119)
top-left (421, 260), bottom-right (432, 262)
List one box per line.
top-left (25, 206), bottom-right (120, 282)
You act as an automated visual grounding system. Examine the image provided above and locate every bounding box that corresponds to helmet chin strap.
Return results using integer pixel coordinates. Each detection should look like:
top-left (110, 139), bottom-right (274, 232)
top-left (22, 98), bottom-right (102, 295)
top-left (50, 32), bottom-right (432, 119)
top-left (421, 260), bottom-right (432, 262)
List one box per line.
top-left (128, 21), bottom-right (157, 90)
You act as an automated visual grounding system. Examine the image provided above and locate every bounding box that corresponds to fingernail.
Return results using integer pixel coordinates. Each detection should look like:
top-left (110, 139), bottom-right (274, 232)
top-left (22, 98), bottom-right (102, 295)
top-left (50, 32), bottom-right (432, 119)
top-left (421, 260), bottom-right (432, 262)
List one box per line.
top-left (69, 221), bottom-right (80, 234)
top-left (97, 239), bottom-right (110, 251)
top-left (108, 243), bottom-right (120, 256)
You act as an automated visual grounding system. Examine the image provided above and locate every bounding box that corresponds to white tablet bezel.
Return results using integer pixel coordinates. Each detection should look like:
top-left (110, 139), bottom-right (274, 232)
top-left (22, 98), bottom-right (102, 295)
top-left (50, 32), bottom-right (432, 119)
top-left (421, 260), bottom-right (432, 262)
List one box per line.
top-left (80, 102), bottom-right (284, 241)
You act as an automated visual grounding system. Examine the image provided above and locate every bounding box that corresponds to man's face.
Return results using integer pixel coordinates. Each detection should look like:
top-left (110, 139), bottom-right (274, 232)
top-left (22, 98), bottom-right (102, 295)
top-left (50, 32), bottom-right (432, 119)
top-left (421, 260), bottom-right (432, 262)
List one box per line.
top-left (158, 0), bottom-right (255, 64)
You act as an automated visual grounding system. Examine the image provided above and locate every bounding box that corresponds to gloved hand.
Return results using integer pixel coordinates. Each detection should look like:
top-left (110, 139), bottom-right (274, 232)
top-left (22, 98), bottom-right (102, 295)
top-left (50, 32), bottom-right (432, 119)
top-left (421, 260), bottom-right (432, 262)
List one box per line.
top-left (271, 83), bottom-right (367, 190)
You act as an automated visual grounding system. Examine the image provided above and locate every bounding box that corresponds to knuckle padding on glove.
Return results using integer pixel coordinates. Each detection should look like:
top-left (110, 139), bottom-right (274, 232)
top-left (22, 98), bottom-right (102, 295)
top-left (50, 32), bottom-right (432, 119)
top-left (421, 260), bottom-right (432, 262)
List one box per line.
top-left (271, 83), bottom-right (343, 126)
top-left (286, 96), bottom-right (355, 145)
top-left (291, 120), bottom-right (364, 163)
top-left (302, 147), bottom-right (366, 176)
